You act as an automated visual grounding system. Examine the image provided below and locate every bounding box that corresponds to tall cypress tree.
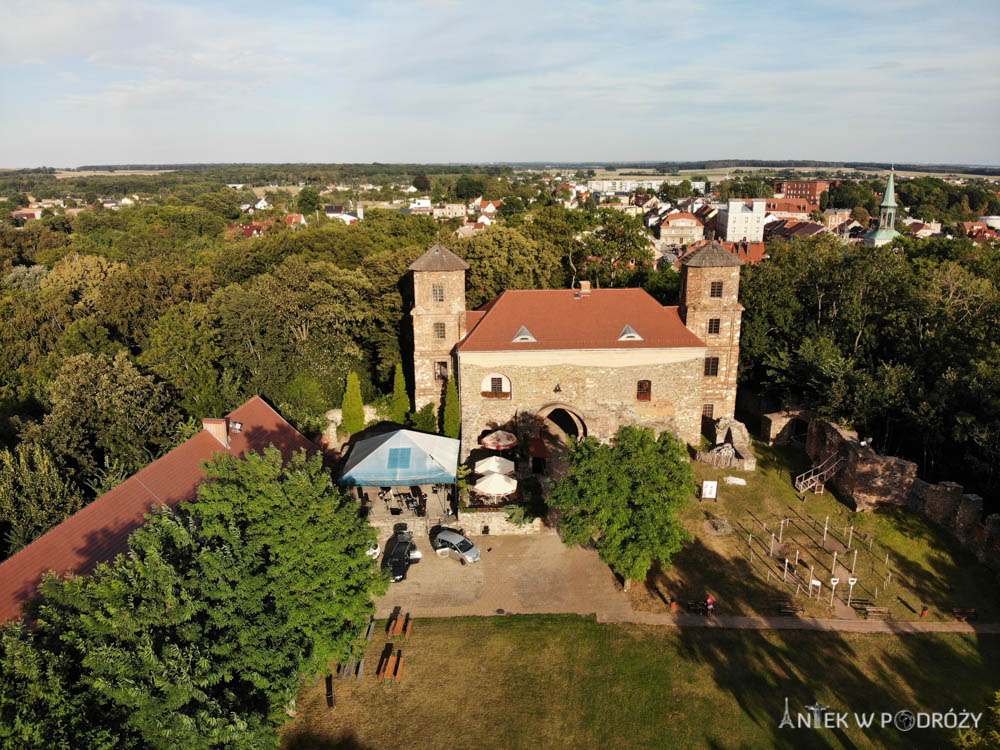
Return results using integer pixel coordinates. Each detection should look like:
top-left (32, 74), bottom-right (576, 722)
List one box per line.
top-left (341, 372), bottom-right (364, 435)
top-left (390, 363), bottom-right (410, 425)
top-left (442, 375), bottom-right (460, 439)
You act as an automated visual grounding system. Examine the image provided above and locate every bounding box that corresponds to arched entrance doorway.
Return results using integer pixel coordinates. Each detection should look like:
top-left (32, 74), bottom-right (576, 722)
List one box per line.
top-left (536, 403), bottom-right (588, 442)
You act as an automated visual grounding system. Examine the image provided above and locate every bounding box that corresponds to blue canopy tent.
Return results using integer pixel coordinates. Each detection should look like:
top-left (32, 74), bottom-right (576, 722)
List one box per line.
top-left (339, 429), bottom-right (460, 486)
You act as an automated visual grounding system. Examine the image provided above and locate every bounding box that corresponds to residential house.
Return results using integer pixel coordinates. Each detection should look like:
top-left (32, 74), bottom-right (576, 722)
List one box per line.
top-left (765, 198), bottom-right (811, 221)
top-left (823, 208), bottom-right (852, 231)
top-left (716, 199), bottom-right (767, 242)
top-left (12, 207), bottom-right (44, 221)
top-left (433, 204), bottom-right (468, 220)
top-left (284, 213), bottom-right (306, 227)
top-left (658, 212), bottom-right (704, 247)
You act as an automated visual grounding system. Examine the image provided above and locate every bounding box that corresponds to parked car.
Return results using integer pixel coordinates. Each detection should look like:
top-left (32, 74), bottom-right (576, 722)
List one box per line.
top-left (431, 528), bottom-right (481, 565)
top-left (386, 529), bottom-right (421, 582)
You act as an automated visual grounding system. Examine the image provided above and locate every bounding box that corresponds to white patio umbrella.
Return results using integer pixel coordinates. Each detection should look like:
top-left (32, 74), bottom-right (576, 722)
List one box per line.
top-left (474, 455), bottom-right (515, 475)
top-left (472, 471), bottom-right (517, 499)
top-left (481, 429), bottom-right (518, 451)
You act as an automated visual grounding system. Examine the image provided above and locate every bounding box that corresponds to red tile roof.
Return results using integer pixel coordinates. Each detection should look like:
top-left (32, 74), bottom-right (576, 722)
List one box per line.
top-left (0, 396), bottom-right (316, 624)
top-left (661, 211), bottom-right (702, 225)
top-left (457, 288), bottom-right (706, 352)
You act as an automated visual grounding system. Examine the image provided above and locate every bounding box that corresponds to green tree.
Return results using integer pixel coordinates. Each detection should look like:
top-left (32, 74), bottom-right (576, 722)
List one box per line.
top-left (851, 206), bottom-right (870, 227)
top-left (442, 375), bottom-right (460, 438)
top-left (458, 226), bottom-right (562, 307)
top-left (139, 302), bottom-right (239, 419)
top-left (297, 186), bottom-right (320, 215)
top-left (497, 196), bottom-right (525, 218)
top-left (29, 352), bottom-right (180, 487)
top-left (412, 175), bottom-right (431, 191)
top-left (390, 362), bottom-right (410, 424)
top-left (549, 426), bottom-right (694, 589)
top-left (0, 442), bottom-right (84, 556)
top-left (454, 175), bottom-right (486, 201)
top-left (408, 403), bottom-right (437, 433)
top-left (956, 691), bottom-right (1000, 748)
top-left (341, 371), bottom-right (364, 434)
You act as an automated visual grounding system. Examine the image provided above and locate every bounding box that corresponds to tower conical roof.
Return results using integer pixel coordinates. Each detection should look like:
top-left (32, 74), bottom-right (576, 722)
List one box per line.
top-left (408, 243), bottom-right (469, 272)
top-left (880, 170), bottom-right (898, 208)
top-left (681, 240), bottom-right (744, 267)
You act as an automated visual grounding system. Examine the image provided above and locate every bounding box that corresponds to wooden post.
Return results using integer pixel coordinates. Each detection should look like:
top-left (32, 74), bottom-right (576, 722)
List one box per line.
top-left (326, 674), bottom-right (335, 709)
top-left (794, 549), bottom-right (799, 567)
top-left (783, 558), bottom-right (789, 582)
top-left (848, 525), bottom-right (854, 549)
top-left (869, 536), bottom-right (874, 550)
top-left (851, 549), bottom-right (858, 575)
top-left (770, 533), bottom-right (775, 557)
top-left (831, 550), bottom-right (838, 574)
top-left (823, 516), bottom-right (829, 544)
top-left (767, 570), bottom-right (771, 583)
top-left (779, 519), bottom-right (785, 543)
top-left (885, 552), bottom-right (889, 567)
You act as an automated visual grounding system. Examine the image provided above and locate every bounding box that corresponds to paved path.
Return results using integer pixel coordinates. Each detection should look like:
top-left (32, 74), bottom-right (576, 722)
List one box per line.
top-left (598, 610), bottom-right (1000, 634)
top-left (376, 532), bottom-right (999, 635)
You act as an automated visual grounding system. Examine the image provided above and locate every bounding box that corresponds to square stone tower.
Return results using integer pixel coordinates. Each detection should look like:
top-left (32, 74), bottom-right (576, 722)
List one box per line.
top-left (409, 244), bottom-right (469, 410)
top-left (679, 241), bottom-right (744, 422)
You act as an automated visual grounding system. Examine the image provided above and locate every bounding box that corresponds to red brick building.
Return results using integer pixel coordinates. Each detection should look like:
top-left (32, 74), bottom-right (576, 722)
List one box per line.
top-left (773, 180), bottom-right (838, 207)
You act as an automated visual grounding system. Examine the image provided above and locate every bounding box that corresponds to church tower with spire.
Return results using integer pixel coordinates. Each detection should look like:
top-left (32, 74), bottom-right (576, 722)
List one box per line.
top-left (864, 169), bottom-right (901, 247)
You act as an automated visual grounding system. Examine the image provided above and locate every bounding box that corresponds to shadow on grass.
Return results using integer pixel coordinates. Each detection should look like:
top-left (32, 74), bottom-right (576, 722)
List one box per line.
top-left (663, 541), bottom-right (1000, 749)
top-left (282, 728), bottom-right (372, 750)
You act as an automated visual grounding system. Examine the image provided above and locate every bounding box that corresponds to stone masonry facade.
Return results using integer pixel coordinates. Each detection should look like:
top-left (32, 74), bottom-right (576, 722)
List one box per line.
top-left (412, 268), bottom-right (466, 410)
top-left (679, 263), bottom-right (742, 420)
top-left (456, 357), bottom-right (705, 458)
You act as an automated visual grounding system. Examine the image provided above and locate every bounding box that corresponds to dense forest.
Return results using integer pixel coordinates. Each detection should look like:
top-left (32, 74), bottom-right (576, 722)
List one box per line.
top-left (740, 235), bottom-right (1000, 507)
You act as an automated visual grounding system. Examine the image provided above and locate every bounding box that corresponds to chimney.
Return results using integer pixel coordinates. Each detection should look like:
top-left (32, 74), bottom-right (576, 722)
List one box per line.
top-left (578, 280), bottom-right (591, 297)
top-left (202, 418), bottom-right (230, 448)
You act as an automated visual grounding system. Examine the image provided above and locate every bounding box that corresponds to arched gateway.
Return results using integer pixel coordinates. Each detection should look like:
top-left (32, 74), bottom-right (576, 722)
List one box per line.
top-left (536, 403), bottom-right (587, 441)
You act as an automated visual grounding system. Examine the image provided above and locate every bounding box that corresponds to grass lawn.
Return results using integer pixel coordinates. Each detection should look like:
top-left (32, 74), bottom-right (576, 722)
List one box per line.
top-left (629, 439), bottom-right (1000, 622)
top-left (279, 615), bottom-right (1000, 750)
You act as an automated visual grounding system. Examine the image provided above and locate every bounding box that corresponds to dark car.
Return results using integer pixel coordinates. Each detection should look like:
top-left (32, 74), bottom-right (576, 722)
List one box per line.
top-left (386, 529), bottom-right (422, 583)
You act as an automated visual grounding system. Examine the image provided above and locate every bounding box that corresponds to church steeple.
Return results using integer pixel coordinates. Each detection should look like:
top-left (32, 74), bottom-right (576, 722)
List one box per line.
top-left (864, 168), bottom-right (901, 247)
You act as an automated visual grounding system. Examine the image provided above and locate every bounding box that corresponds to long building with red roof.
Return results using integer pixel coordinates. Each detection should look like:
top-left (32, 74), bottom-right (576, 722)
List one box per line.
top-left (408, 242), bottom-right (744, 457)
top-left (0, 396), bottom-right (315, 624)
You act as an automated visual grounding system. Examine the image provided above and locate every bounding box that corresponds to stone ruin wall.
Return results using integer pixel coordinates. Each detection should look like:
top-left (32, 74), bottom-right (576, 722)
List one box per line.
top-left (762, 412), bottom-right (1000, 575)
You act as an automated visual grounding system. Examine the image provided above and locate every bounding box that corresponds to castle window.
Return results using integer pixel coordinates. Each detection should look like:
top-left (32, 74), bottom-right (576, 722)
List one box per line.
top-left (710, 281), bottom-right (723, 298)
top-left (433, 322), bottom-right (446, 339)
top-left (435, 361), bottom-right (448, 380)
top-left (480, 373), bottom-right (511, 399)
top-left (707, 318), bottom-right (721, 335)
top-left (432, 284), bottom-right (444, 302)
top-left (636, 380), bottom-right (651, 401)
top-left (704, 357), bottom-right (719, 377)
top-left (702, 404), bottom-right (715, 419)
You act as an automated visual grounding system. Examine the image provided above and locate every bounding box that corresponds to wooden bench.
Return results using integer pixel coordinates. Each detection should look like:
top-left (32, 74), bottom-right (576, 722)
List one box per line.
top-left (953, 608), bottom-right (978, 622)
top-left (865, 606), bottom-right (890, 620)
top-left (778, 602), bottom-right (805, 616)
top-left (394, 653), bottom-right (404, 683)
top-left (686, 600), bottom-right (707, 615)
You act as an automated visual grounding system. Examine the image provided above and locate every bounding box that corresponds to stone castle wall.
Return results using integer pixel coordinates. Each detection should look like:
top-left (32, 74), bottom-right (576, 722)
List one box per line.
top-left (456, 356), bottom-right (705, 457)
top-left (800, 417), bottom-right (1000, 576)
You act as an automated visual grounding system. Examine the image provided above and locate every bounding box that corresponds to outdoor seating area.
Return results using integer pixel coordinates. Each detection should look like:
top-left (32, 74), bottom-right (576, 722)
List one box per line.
top-left (357, 484), bottom-right (454, 519)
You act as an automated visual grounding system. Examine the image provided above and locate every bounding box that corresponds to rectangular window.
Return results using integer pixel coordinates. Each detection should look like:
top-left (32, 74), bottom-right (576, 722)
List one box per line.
top-left (702, 404), bottom-right (715, 419)
top-left (704, 357), bottom-right (719, 377)
top-left (432, 284), bottom-right (444, 302)
top-left (435, 361), bottom-right (448, 380)
top-left (491, 377), bottom-right (504, 393)
top-left (707, 318), bottom-right (721, 335)
top-left (710, 281), bottom-right (723, 298)
top-left (433, 322), bottom-right (446, 339)
top-left (387, 447), bottom-right (412, 469)
top-left (636, 379), bottom-right (651, 401)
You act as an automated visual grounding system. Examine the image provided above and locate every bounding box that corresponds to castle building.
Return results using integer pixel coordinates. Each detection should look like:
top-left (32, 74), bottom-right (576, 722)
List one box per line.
top-left (864, 170), bottom-right (901, 247)
top-left (410, 242), bottom-right (743, 457)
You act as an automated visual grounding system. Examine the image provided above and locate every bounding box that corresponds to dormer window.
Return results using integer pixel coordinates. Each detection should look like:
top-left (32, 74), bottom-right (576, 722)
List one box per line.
top-left (618, 324), bottom-right (643, 341)
top-left (512, 325), bottom-right (536, 343)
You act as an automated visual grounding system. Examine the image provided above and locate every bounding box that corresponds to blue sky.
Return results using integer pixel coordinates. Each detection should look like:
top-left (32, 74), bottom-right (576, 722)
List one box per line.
top-left (1, 0), bottom-right (997, 167)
